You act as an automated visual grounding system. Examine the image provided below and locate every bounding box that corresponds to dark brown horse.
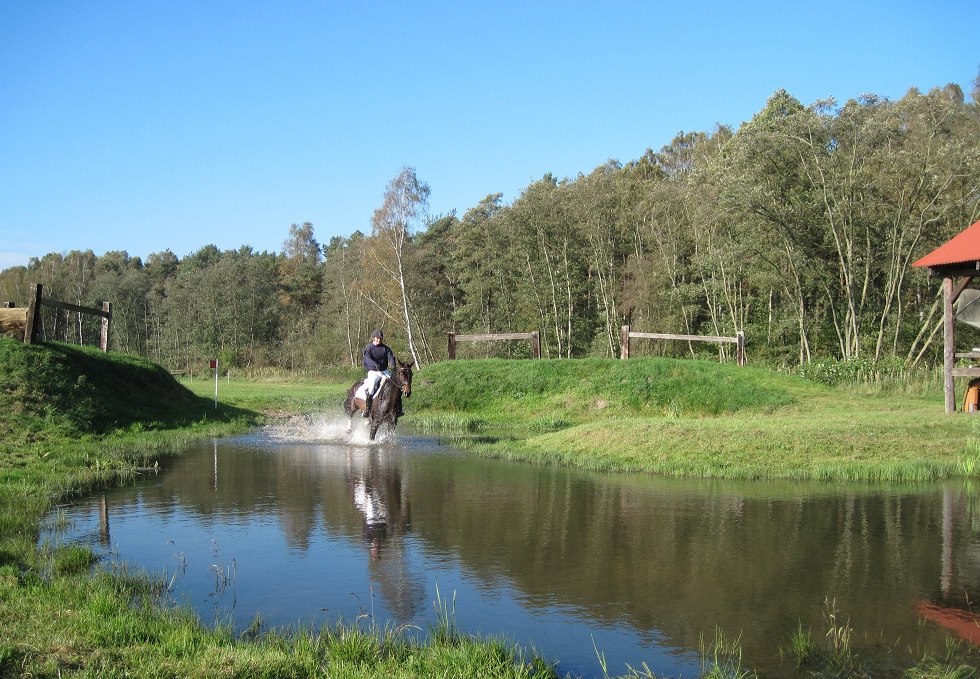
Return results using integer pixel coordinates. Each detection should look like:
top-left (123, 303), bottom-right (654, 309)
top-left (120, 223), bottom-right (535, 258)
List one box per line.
top-left (344, 360), bottom-right (413, 441)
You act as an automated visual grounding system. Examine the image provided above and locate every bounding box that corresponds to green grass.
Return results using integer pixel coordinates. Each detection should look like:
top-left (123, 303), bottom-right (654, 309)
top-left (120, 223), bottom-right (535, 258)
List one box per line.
top-left (177, 373), bottom-right (351, 414)
top-left (406, 357), bottom-right (979, 482)
top-left (1, 560), bottom-right (559, 678)
top-left (411, 357), bottom-right (798, 420)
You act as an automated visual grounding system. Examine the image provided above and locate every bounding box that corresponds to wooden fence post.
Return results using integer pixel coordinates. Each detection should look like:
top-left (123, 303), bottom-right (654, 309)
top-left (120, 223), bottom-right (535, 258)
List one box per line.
top-left (447, 332), bottom-right (457, 360)
top-left (100, 302), bottom-right (112, 352)
top-left (531, 331), bottom-right (540, 359)
top-left (736, 331), bottom-right (745, 366)
top-left (620, 325), bottom-right (630, 359)
top-left (24, 283), bottom-right (42, 345)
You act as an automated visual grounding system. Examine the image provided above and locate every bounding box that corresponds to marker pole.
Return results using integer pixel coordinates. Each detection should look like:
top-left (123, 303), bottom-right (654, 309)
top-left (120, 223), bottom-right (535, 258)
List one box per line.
top-left (210, 358), bottom-right (218, 409)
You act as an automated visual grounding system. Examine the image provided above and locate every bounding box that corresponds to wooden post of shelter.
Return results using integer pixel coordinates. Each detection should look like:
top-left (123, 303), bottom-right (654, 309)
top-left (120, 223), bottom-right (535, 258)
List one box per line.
top-left (912, 219), bottom-right (980, 414)
top-left (944, 276), bottom-right (957, 413)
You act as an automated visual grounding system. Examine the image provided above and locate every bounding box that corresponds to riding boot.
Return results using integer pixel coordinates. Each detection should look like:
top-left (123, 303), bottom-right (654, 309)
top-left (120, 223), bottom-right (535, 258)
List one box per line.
top-left (363, 394), bottom-right (372, 417)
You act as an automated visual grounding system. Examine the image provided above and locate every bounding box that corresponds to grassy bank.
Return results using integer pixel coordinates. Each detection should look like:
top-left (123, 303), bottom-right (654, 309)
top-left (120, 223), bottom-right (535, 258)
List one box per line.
top-left (1, 341), bottom-right (260, 563)
top-left (406, 358), bottom-right (980, 482)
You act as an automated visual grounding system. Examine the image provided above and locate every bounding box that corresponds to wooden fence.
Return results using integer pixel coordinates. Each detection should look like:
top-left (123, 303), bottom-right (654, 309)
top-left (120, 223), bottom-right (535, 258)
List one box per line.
top-left (0, 283), bottom-right (112, 351)
top-left (620, 325), bottom-right (745, 366)
top-left (447, 331), bottom-right (541, 359)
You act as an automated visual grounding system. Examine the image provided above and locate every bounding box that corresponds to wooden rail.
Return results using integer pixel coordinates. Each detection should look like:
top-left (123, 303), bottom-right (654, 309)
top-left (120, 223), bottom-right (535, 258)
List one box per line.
top-left (952, 352), bottom-right (980, 379)
top-left (620, 325), bottom-right (745, 366)
top-left (447, 331), bottom-right (541, 359)
top-left (4, 284), bottom-right (113, 351)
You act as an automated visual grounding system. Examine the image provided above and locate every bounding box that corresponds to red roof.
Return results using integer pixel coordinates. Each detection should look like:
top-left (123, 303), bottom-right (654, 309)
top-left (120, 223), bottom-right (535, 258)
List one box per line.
top-left (916, 601), bottom-right (980, 645)
top-left (914, 220), bottom-right (980, 268)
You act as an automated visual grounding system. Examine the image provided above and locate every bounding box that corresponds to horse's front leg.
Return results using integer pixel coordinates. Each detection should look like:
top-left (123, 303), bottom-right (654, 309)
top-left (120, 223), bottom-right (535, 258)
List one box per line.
top-left (383, 410), bottom-right (398, 437)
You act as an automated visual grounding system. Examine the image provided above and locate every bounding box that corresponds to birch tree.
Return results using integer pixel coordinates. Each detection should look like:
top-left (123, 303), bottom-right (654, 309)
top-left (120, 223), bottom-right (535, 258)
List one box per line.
top-left (371, 166), bottom-right (429, 367)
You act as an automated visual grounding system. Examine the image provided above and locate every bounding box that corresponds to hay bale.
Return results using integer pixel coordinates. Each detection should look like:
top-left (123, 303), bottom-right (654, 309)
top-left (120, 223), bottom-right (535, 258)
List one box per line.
top-left (0, 307), bottom-right (27, 341)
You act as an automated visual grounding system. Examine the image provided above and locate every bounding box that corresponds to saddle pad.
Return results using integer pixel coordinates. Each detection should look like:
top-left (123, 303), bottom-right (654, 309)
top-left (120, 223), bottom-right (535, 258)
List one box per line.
top-left (354, 375), bottom-right (387, 401)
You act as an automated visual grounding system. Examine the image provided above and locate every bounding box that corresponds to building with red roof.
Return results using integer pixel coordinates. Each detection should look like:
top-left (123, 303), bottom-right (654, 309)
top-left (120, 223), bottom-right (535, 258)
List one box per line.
top-left (914, 220), bottom-right (980, 412)
top-left (914, 220), bottom-right (980, 274)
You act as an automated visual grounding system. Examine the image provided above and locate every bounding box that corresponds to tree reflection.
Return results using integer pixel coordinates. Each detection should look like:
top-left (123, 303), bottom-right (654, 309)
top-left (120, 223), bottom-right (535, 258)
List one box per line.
top-left (98, 494), bottom-right (109, 546)
top-left (65, 438), bottom-right (980, 675)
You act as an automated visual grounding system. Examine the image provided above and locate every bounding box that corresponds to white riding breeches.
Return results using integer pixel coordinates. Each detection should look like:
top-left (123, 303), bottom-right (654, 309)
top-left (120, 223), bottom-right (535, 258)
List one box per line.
top-left (364, 370), bottom-right (389, 398)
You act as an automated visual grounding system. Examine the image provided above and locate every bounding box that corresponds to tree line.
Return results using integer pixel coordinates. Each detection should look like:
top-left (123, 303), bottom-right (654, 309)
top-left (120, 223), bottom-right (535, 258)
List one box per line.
top-left (2, 82), bottom-right (979, 373)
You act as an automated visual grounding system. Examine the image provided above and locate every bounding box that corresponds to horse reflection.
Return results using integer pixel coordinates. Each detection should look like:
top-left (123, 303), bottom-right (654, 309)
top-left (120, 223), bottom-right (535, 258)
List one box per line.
top-left (353, 470), bottom-right (388, 560)
top-left (345, 447), bottom-right (424, 620)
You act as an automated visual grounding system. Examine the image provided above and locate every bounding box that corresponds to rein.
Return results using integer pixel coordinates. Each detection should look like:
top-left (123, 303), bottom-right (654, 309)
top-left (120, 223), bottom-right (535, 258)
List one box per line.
top-left (382, 366), bottom-right (411, 394)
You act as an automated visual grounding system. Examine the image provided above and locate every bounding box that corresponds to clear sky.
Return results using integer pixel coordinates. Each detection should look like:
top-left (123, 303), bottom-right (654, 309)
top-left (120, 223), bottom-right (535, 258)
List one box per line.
top-left (1, 1), bottom-right (977, 270)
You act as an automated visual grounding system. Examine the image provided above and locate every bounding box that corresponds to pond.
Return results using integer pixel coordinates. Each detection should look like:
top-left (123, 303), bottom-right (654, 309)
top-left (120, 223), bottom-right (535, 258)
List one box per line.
top-left (40, 417), bottom-right (980, 678)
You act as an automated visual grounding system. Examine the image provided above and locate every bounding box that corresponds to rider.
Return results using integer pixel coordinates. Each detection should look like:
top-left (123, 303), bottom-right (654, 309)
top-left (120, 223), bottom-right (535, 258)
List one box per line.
top-left (361, 329), bottom-right (396, 417)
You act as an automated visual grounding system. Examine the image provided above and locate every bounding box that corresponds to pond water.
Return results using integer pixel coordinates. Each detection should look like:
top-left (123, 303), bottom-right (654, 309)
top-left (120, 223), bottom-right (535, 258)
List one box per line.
top-left (40, 417), bottom-right (980, 678)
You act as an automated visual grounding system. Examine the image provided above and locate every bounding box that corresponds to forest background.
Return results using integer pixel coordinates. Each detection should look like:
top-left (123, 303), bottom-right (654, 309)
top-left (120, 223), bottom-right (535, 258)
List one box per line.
top-left (2, 81), bottom-right (980, 376)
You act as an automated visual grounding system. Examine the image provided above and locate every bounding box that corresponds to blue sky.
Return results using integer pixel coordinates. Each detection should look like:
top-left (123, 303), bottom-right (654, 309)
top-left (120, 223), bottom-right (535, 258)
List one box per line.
top-left (1, 1), bottom-right (977, 270)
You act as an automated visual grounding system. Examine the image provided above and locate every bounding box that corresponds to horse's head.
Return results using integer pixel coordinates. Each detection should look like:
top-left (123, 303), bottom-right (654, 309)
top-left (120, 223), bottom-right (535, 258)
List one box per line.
top-left (393, 360), bottom-right (413, 398)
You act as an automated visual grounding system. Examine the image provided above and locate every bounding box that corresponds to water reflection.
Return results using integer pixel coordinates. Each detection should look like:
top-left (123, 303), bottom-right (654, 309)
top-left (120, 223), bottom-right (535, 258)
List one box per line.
top-left (346, 447), bottom-right (423, 620)
top-left (98, 494), bottom-right (110, 546)
top-left (41, 429), bottom-right (980, 678)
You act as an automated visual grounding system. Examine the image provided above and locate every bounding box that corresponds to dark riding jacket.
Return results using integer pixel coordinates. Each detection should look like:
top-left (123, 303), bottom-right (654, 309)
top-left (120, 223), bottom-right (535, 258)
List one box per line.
top-left (362, 342), bottom-right (396, 372)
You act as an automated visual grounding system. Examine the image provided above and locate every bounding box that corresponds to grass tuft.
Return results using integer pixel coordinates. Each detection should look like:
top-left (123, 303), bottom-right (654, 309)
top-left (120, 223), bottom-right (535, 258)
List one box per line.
top-left (698, 627), bottom-right (756, 679)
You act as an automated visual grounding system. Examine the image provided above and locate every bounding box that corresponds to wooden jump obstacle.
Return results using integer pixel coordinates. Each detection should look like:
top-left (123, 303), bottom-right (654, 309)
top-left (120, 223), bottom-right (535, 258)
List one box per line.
top-left (447, 331), bottom-right (541, 359)
top-left (0, 283), bottom-right (112, 351)
top-left (620, 325), bottom-right (745, 366)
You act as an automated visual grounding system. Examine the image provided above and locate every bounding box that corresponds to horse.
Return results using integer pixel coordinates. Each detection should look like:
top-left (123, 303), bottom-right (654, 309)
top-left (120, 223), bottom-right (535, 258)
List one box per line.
top-left (344, 360), bottom-right (413, 441)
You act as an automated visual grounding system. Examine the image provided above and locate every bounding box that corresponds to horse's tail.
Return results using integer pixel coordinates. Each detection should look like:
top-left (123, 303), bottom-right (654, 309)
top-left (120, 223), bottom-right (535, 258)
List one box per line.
top-left (344, 378), bottom-right (366, 417)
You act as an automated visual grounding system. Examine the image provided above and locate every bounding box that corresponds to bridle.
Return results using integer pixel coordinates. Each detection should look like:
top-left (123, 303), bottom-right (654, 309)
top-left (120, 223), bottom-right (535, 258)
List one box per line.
top-left (390, 363), bottom-right (412, 397)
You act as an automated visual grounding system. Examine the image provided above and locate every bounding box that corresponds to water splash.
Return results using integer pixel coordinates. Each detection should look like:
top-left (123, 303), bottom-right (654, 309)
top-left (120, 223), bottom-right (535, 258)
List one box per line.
top-left (263, 413), bottom-right (396, 445)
